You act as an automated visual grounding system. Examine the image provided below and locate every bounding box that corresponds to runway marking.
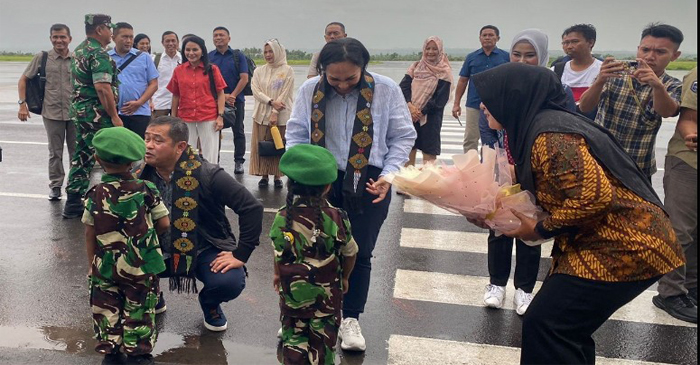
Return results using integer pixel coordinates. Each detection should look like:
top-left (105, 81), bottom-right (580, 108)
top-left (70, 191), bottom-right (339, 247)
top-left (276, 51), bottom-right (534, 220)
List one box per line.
top-left (0, 140), bottom-right (48, 145)
top-left (387, 335), bottom-right (672, 365)
top-left (403, 199), bottom-right (459, 216)
top-left (393, 269), bottom-right (697, 328)
top-left (400, 227), bottom-right (553, 258)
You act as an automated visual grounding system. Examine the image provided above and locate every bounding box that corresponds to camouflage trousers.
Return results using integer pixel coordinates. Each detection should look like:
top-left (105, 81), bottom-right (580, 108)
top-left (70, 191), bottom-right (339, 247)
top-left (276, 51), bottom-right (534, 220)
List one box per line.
top-left (281, 315), bottom-right (339, 365)
top-left (89, 257), bottom-right (159, 355)
top-left (66, 113), bottom-right (113, 195)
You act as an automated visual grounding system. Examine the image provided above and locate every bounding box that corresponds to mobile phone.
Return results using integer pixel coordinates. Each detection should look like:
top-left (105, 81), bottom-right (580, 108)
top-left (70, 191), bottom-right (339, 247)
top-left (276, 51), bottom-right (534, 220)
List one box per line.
top-left (619, 60), bottom-right (638, 74)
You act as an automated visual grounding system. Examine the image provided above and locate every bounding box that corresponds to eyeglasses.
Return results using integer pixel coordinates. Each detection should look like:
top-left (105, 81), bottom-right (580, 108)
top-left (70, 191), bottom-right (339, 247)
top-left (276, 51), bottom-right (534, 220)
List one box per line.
top-left (266, 38), bottom-right (279, 43)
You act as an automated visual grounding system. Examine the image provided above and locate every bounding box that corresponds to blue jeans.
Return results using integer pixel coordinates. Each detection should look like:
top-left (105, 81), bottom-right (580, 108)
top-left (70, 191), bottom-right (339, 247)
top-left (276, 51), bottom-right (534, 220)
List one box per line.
top-left (478, 110), bottom-right (500, 149)
top-left (195, 247), bottom-right (247, 308)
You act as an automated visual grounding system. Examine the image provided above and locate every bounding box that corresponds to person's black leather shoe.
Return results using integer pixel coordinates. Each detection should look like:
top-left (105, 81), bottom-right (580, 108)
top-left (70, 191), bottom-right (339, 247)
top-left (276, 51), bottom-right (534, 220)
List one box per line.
top-left (62, 193), bottom-right (84, 219)
top-left (652, 294), bottom-right (697, 323)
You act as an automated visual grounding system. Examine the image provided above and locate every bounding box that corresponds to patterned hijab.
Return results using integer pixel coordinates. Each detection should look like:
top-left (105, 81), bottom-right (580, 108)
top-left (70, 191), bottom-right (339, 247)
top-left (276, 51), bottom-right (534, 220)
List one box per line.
top-left (407, 36), bottom-right (453, 120)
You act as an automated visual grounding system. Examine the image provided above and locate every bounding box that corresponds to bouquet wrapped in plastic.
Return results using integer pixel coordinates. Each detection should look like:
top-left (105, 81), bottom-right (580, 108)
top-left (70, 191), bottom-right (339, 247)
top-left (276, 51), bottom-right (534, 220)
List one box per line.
top-left (385, 148), bottom-right (544, 234)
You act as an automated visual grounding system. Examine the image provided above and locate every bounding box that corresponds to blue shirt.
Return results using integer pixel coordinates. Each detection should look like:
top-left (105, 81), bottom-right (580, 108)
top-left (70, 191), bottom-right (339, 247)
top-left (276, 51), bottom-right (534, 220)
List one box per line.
top-left (209, 47), bottom-right (249, 103)
top-left (109, 48), bottom-right (159, 116)
top-left (459, 47), bottom-right (510, 108)
top-left (286, 72), bottom-right (417, 177)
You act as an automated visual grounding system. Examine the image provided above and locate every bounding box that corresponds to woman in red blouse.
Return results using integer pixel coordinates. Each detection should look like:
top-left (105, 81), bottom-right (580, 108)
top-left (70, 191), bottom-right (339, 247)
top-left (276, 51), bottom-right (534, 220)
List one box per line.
top-left (472, 63), bottom-right (684, 365)
top-left (167, 35), bottom-right (226, 164)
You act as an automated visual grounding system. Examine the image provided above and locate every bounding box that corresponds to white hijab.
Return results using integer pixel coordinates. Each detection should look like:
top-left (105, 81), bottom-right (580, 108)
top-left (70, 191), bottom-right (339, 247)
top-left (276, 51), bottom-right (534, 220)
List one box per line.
top-left (510, 29), bottom-right (549, 68)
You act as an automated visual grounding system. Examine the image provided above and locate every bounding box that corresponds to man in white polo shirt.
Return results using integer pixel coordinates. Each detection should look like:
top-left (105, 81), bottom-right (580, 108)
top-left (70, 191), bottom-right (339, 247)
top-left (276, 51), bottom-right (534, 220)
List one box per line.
top-left (152, 31), bottom-right (181, 118)
top-left (552, 24), bottom-right (602, 119)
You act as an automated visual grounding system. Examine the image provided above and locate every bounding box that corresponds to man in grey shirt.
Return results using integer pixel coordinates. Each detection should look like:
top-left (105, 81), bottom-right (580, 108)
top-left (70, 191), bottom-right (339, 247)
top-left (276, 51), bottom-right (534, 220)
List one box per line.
top-left (307, 22), bottom-right (347, 78)
top-left (18, 23), bottom-right (76, 201)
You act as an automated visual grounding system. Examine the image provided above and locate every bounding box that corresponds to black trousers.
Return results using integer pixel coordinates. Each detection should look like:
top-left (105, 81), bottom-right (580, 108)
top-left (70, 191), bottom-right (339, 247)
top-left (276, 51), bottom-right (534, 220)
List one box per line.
top-left (232, 100), bottom-right (246, 163)
top-left (521, 274), bottom-right (659, 365)
top-left (328, 166), bottom-right (390, 319)
top-left (487, 230), bottom-right (541, 293)
top-left (120, 115), bottom-right (151, 139)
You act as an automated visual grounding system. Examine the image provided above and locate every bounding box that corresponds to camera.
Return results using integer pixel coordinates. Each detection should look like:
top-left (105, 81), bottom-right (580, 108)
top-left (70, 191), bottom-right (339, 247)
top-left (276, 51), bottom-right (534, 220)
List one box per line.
top-left (619, 60), bottom-right (638, 74)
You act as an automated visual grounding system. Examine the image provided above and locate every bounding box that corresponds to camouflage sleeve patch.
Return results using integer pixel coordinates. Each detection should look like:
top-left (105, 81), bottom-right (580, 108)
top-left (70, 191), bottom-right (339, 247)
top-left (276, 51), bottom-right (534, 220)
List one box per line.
top-left (92, 72), bottom-right (113, 84)
top-left (340, 237), bottom-right (358, 257)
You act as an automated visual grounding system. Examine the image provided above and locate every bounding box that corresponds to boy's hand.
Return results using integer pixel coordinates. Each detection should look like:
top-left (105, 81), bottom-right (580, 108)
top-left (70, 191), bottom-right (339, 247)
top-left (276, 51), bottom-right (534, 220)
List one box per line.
top-left (273, 274), bottom-right (280, 292)
top-left (342, 278), bottom-right (350, 294)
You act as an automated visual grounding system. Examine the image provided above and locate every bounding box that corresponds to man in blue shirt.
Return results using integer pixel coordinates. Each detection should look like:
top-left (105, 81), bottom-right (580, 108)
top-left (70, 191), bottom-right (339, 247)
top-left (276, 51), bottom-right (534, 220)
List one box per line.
top-left (209, 26), bottom-right (250, 174)
top-left (108, 22), bottom-right (158, 138)
top-left (452, 25), bottom-right (510, 153)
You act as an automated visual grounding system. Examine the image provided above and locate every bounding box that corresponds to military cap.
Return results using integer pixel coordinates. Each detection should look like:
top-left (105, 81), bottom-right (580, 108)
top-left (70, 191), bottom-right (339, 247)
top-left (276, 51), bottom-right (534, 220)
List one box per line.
top-left (280, 144), bottom-right (338, 186)
top-left (84, 14), bottom-right (116, 28)
top-left (93, 127), bottom-right (145, 164)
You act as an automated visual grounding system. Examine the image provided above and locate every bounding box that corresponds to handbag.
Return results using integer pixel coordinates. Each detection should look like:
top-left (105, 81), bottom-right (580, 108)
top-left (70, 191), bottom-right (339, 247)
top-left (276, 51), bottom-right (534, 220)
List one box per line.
top-left (222, 105), bottom-right (236, 129)
top-left (26, 51), bottom-right (48, 115)
top-left (258, 125), bottom-right (285, 157)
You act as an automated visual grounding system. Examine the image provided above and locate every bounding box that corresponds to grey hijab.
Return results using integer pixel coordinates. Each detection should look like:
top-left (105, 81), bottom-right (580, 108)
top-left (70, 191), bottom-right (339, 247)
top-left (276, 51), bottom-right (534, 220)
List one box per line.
top-left (510, 29), bottom-right (549, 67)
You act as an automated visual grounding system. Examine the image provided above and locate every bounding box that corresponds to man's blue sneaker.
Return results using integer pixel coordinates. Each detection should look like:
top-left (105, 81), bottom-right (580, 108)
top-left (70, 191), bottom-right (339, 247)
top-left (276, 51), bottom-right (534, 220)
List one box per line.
top-left (199, 296), bottom-right (227, 331)
top-left (154, 292), bottom-right (166, 315)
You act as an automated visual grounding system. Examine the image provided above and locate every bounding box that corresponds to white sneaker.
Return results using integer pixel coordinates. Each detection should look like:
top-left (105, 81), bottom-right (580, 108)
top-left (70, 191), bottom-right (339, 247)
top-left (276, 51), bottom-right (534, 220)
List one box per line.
top-left (514, 289), bottom-right (534, 316)
top-left (483, 284), bottom-right (506, 309)
top-left (338, 318), bottom-right (366, 351)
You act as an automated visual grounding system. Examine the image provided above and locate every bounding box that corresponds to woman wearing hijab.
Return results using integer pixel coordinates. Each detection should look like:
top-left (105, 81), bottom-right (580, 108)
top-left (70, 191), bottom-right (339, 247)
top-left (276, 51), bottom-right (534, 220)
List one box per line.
top-left (471, 63), bottom-right (683, 365)
top-left (285, 38), bottom-right (416, 352)
top-left (250, 39), bottom-right (295, 188)
top-left (480, 29), bottom-right (578, 317)
top-left (399, 36), bottom-right (453, 168)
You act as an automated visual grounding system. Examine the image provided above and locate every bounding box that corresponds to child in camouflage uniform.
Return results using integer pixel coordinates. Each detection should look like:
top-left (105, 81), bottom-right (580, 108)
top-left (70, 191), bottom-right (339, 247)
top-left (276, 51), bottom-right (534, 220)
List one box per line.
top-left (82, 127), bottom-right (170, 365)
top-left (270, 144), bottom-right (358, 365)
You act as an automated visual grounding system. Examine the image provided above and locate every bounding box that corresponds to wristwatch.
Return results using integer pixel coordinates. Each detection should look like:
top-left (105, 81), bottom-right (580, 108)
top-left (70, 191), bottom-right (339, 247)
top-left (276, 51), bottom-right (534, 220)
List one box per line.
top-left (268, 99), bottom-right (273, 106)
top-left (218, 112), bottom-right (224, 118)
top-left (18, 100), bottom-right (25, 105)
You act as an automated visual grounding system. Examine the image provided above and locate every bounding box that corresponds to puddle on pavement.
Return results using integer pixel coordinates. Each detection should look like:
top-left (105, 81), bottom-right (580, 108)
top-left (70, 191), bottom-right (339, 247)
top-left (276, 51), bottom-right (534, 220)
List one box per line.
top-left (0, 325), bottom-right (367, 364)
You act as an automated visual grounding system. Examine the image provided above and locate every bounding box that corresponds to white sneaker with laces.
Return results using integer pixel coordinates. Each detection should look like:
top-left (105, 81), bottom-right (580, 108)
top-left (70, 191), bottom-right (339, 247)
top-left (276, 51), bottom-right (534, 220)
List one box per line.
top-left (339, 318), bottom-right (366, 351)
top-left (483, 284), bottom-right (506, 309)
top-left (514, 288), bottom-right (534, 316)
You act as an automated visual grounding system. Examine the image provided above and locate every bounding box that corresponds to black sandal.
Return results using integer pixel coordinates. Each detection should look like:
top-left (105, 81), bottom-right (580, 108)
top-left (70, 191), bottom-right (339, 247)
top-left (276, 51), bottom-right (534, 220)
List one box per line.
top-left (258, 178), bottom-right (269, 187)
top-left (274, 179), bottom-right (284, 189)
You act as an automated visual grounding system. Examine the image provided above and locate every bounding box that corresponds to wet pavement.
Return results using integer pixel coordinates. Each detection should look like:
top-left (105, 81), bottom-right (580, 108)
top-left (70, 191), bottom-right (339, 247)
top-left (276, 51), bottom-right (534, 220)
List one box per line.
top-left (0, 62), bottom-right (697, 364)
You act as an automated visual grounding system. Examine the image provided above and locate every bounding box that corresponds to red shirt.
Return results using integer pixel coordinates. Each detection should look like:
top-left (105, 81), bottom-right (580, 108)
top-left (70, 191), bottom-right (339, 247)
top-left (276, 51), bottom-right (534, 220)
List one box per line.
top-left (167, 62), bottom-right (227, 122)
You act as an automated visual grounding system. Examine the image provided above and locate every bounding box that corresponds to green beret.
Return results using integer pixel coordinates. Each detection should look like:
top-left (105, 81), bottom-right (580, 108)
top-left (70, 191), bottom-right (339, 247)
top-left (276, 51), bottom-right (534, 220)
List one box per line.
top-left (93, 127), bottom-right (145, 164)
top-left (84, 14), bottom-right (115, 28)
top-left (280, 144), bottom-right (338, 186)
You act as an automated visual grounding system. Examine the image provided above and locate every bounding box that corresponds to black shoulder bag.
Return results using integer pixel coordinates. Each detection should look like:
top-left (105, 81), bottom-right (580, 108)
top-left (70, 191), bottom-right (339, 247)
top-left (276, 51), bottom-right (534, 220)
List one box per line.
top-left (26, 51), bottom-right (49, 114)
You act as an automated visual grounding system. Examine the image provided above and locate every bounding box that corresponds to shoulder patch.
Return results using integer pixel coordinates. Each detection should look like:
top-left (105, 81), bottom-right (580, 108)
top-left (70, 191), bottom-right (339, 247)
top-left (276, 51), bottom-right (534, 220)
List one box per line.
top-left (691, 81), bottom-right (697, 94)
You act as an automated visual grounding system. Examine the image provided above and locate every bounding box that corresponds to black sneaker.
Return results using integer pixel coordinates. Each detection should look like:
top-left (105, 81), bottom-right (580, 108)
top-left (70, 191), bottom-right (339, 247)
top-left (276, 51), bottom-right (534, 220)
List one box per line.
top-left (102, 352), bottom-right (126, 365)
top-left (652, 294), bottom-right (697, 323)
top-left (688, 288), bottom-right (698, 307)
top-left (234, 162), bottom-right (244, 174)
top-left (48, 187), bottom-right (62, 201)
top-left (125, 354), bottom-right (154, 365)
top-left (155, 292), bottom-right (166, 314)
top-left (62, 193), bottom-right (84, 219)
top-left (274, 179), bottom-right (284, 189)
top-left (258, 178), bottom-right (269, 188)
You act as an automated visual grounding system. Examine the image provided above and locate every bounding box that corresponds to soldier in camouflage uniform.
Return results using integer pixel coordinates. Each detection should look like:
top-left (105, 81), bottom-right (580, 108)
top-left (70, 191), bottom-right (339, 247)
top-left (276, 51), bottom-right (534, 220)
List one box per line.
top-left (82, 127), bottom-right (169, 365)
top-left (63, 14), bottom-right (124, 219)
top-left (270, 144), bottom-right (358, 365)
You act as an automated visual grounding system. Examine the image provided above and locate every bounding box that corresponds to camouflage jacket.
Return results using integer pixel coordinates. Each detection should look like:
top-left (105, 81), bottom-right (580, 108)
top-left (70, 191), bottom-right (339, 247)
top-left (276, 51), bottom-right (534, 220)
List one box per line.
top-left (70, 37), bottom-right (119, 121)
top-left (82, 172), bottom-right (169, 276)
top-left (270, 200), bottom-right (358, 318)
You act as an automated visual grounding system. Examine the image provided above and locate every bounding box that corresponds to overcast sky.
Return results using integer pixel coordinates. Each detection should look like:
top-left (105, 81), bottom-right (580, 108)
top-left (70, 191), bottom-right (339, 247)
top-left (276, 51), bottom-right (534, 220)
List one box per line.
top-left (1, 0), bottom-right (697, 55)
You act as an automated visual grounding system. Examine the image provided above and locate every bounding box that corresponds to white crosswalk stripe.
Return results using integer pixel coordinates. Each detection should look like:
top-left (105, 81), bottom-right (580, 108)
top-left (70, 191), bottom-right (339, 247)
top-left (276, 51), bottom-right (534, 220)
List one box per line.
top-left (387, 335), bottom-right (672, 365)
top-left (387, 121), bottom-right (696, 363)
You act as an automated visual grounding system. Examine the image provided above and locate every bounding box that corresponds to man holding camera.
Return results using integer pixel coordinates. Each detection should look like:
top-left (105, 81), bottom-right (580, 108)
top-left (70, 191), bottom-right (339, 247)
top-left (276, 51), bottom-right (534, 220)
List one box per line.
top-left (579, 23), bottom-right (684, 179)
